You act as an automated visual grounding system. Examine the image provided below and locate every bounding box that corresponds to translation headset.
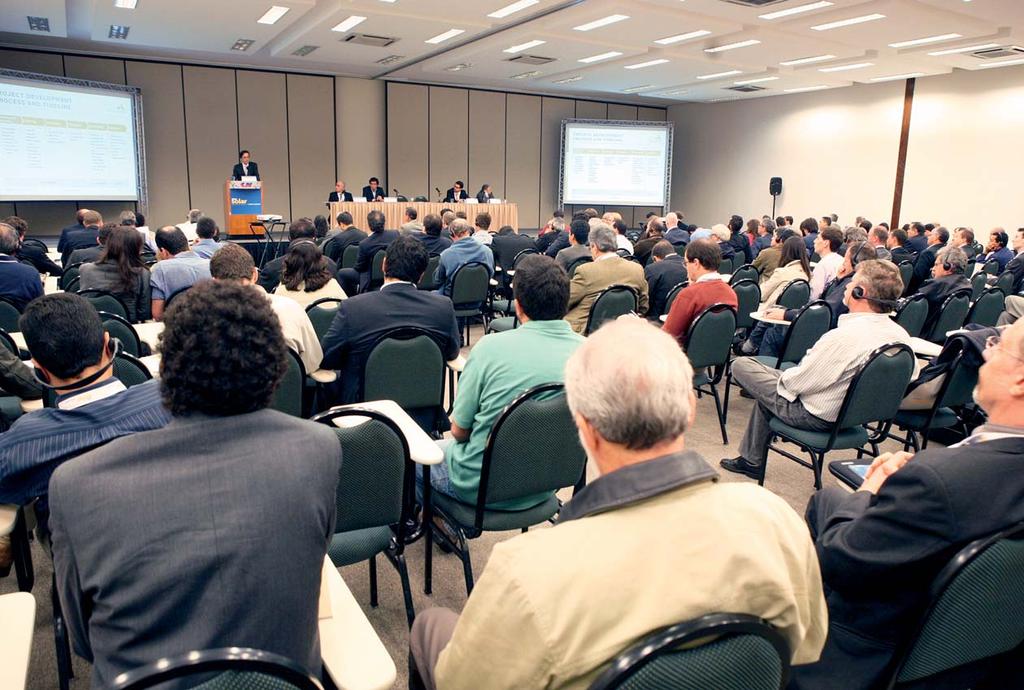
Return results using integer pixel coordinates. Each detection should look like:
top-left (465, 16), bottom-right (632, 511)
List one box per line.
top-left (33, 338), bottom-right (123, 391)
top-left (848, 243), bottom-right (898, 310)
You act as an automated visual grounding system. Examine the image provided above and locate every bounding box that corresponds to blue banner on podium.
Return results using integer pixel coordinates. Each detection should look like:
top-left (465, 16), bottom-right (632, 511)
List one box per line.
top-left (229, 188), bottom-right (262, 215)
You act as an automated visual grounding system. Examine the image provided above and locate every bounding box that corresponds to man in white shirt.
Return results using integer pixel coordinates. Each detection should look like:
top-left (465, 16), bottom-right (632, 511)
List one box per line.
top-left (209, 243), bottom-right (323, 374)
top-left (722, 259), bottom-right (911, 479)
top-left (810, 226), bottom-right (844, 299)
top-left (176, 209), bottom-right (202, 243)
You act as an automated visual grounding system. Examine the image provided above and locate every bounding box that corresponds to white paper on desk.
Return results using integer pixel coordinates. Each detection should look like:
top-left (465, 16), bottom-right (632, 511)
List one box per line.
top-left (465, 198), bottom-right (478, 205)
top-left (488, 198), bottom-right (502, 204)
top-left (319, 559), bottom-right (333, 620)
top-left (383, 197), bottom-right (398, 203)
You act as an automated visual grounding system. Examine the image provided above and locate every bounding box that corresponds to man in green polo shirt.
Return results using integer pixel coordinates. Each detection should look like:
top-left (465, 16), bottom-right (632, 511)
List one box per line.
top-left (426, 254), bottom-right (585, 510)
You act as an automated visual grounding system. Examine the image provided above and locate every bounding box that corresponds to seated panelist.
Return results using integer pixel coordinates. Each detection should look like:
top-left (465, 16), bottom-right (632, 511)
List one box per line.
top-left (444, 180), bottom-right (469, 203)
top-left (231, 149), bottom-right (260, 181)
top-left (362, 177), bottom-right (385, 202)
top-left (328, 180), bottom-right (354, 203)
top-left (476, 184), bottom-right (494, 204)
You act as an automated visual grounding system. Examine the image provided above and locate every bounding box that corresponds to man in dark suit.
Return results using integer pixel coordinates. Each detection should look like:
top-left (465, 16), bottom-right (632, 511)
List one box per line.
top-left (916, 246), bottom-right (970, 334)
top-left (644, 240), bottom-right (687, 318)
top-left (327, 180), bottom-right (354, 203)
top-left (68, 223), bottom-right (114, 266)
top-left (362, 176), bottom-right (385, 202)
top-left (906, 221), bottom-right (929, 255)
top-left (791, 319), bottom-right (1024, 690)
top-left (475, 184), bottom-right (493, 204)
top-left (887, 227), bottom-right (916, 265)
top-left (4, 215), bottom-right (62, 276)
top-left (322, 235), bottom-right (460, 406)
top-left (1000, 227), bottom-right (1024, 294)
top-left (908, 225), bottom-right (948, 293)
top-left (61, 210), bottom-right (103, 267)
top-left (418, 213), bottom-right (453, 257)
top-left (337, 210), bottom-right (399, 294)
top-left (57, 209), bottom-right (88, 256)
top-left (491, 224), bottom-right (534, 273)
top-left (321, 211), bottom-right (366, 263)
top-left (231, 149), bottom-right (260, 180)
top-left (0, 222), bottom-right (42, 311)
top-left (257, 218), bottom-right (338, 293)
top-left (444, 180), bottom-right (469, 203)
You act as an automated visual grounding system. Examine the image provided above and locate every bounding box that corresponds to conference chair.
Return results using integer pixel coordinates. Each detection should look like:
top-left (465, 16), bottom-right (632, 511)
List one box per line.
top-left (341, 243), bottom-right (359, 270)
top-left (880, 521), bottom-right (1024, 690)
top-left (615, 248), bottom-right (633, 260)
top-left (367, 248), bottom-right (387, 292)
top-left (269, 349), bottom-right (305, 417)
top-left (970, 272), bottom-right (989, 301)
top-left (113, 351), bottom-right (153, 387)
top-left (566, 255), bottom-right (593, 277)
top-left (0, 330), bottom-right (28, 425)
top-left (661, 281), bottom-right (689, 317)
top-left (111, 648), bottom-right (324, 690)
top-left (362, 327), bottom-right (446, 435)
top-left (775, 279), bottom-right (810, 310)
top-left (684, 304), bottom-right (737, 444)
top-left (320, 236), bottom-right (342, 263)
top-left (0, 298), bottom-right (21, 333)
top-left (62, 275), bottom-right (80, 293)
top-left (425, 383), bottom-right (587, 595)
top-left (588, 613), bottom-right (791, 690)
top-left (312, 407), bottom-right (416, 627)
top-left (59, 262), bottom-right (84, 291)
top-left (965, 287), bottom-right (1006, 328)
top-left (449, 261), bottom-right (492, 346)
top-left (413, 195), bottom-right (429, 202)
top-left (20, 237), bottom-right (48, 253)
top-left (0, 503), bottom-right (33, 594)
top-left (759, 342), bottom-right (915, 489)
top-left (730, 263), bottom-right (759, 286)
top-left (584, 285), bottom-right (639, 336)
top-left (897, 261), bottom-right (914, 295)
top-left (78, 288), bottom-right (130, 321)
top-left (163, 285), bottom-right (192, 311)
top-left (730, 278), bottom-right (761, 337)
top-left (417, 255), bottom-right (441, 290)
top-left (892, 294), bottom-right (929, 338)
top-left (99, 312), bottom-right (143, 357)
top-left (982, 259), bottom-right (1000, 276)
top-left (718, 256), bottom-right (735, 275)
top-left (756, 300), bottom-right (831, 371)
top-left (305, 298), bottom-right (343, 345)
top-left (994, 270), bottom-right (1016, 295)
top-left (921, 289), bottom-right (972, 344)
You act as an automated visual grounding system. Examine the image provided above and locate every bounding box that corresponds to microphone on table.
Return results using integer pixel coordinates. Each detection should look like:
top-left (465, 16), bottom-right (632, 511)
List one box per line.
top-left (393, 188), bottom-right (401, 196)
top-left (436, 187), bottom-right (442, 202)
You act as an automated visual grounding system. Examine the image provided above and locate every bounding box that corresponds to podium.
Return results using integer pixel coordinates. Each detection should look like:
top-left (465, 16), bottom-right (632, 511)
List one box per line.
top-left (224, 180), bottom-right (265, 237)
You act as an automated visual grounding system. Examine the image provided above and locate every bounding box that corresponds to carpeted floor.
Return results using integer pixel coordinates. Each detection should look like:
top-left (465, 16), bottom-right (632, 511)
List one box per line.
top-left (1, 321), bottom-right (916, 689)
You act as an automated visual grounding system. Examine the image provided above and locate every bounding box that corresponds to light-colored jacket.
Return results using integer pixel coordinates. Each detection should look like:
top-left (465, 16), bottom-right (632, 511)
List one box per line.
top-left (564, 255), bottom-right (649, 332)
top-left (760, 260), bottom-right (811, 306)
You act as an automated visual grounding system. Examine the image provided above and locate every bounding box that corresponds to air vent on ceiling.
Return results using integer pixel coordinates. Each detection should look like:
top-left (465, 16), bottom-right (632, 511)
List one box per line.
top-left (725, 84), bottom-right (767, 92)
top-left (972, 46), bottom-right (1024, 59)
top-left (507, 54), bottom-right (555, 66)
top-left (719, 0), bottom-right (787, 6)
top-left (344, 33), bottom-right (397, 48)
top-left (27, 16), bottom-right (50, 32)
top-left (376, 55), bottom-right (405, 65)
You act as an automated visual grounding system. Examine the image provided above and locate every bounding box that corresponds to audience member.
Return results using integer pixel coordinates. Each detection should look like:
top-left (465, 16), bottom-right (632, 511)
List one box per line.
top-left (175, 208), bottom-right (202, 242)
top-left (612, 219), bottom-right (634, 253)
top-left (57, 210), bottom-right (88, 255)
top-left (259, 218), bottom-right (339, 293)
top-left (975, 228), bottom-right (1013, 272)
top-left (313, 215), bottom-right (330, 241)
top-left (210, 243), bottom-right (324, 374)
top-left (632, 218), bottom-right (665, 265)
top-left (68, 222), bottom-right (115, 266)
top-left (0, 223), bottom-right (43, 311)
top-left (908, 225), bottom-right (949, 293)
top-left (644, 240), bottom-right (688, 318)
top-left (471, 213), bottom-right (493, 246)
top-left (1001, 227), bottom-right (1024, 294)
top-left (859, 218), bottom-right (873, 232)
top-left (79, 226), bottom-right (152, 322)
top-left (565, 224), bottom-right (648, 332)
top-left (4, 216), bottom-right (62, 276)
top-left (150, 226), bottom-right (211, 320)
top-left (490, 223), bottom-right (532, 272)
top-left (887, 227), bottom-right (916, 264)
top-left (791, 318), bottom-right (1024, 689)
top-left (662, 239), bottom-right (736, 344)
top-left (543, 214), bottom-right (576, 257)
top-left (534, 216), bottom-right (566, 255)
top-left (744, 218), bottom-right (760, 248)
top-left (400, 206), bottom-right (425, 236)
top-left (869, 226), bottom-right (891, 260)
top-left (664, 212), bottom-right (690, 245)
top-left (322, 236), bottom-right (460, 408)
top-left (727, 214), bottom-right (753, 264)
top-left (189, 216), bottom-right (225, 259)
top-left (433, 219), bottom-right (494, 298)
top-left (759, 236), bottom-right (811, 307)
top-left (951, 227), bottom-right (976, 260)
top-left (338, 210), bottom-right (399, 294)
top-left (915, 245), bottom-right (970, 335)
top-left (753, 227), bottom-right (797, 280)
top-left (809, 226), bottom-right (844, 299)
top-left (322, 212), bottom-right (367, 262)
top-left (48, 281), bottom-right (340, 688)
top-left (906, 221), bottom-right (928, 254)
top-left (0, 345), bottom-right (41, 431)
top-left (419, 214), bottom-right (453, 256)
top-left (753, 218), bottom-right (775, 255)
top-left (410, 318), bottom-right (826, 690)
top-left (711, 223), bottom-right (736, 263)
top-left (802, 217), bottom-right (820, 255)
top-left (61, 210), bottom-right (103, 266)
top-left (723, 260), bottom-right (910, 479)
top-left (277, 241), bottom-right (347, 308)
top-left (555, 218), bottom-right (591, 270)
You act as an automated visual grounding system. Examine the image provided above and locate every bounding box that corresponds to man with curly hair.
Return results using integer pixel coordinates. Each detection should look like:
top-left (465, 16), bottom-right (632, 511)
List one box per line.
top-left (47, 281), bottom-right (341, 689)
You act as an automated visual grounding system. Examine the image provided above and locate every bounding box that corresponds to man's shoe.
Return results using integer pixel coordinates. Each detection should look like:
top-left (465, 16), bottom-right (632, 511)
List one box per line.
top-left (720, 456), bottom-right (762, 480)
top-left (740, 340), bottom-right (758, 355)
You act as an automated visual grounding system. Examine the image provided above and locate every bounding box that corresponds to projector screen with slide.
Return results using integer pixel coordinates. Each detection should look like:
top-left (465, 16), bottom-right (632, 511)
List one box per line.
top-left (559, 119), bottom-right (672, 207)
top-left (0, 70), bottom-right (145, 202)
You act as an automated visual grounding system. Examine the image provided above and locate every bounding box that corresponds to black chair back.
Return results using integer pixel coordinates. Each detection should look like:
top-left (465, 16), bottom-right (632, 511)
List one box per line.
top-left (449, 261), bottom-right (491, 313)
top-left (362, 327), bottom-right (445, 413)
top-left (684, 304), bottom-right (737, 372)
top-left (982, 259), bottom-right (999, 276)
top-left (305, 298), bottom-right (343, 344)
top-left (418, 255), bottom-right (441, 290)
top-left (773, 300), bottom-right (831, 369)
top-left (965, 287), bottom-right (1005, 328)
top-left (994, 270), bottom-right (1015, 295)
top-left (898, 261), bottom-right (914, 295)
top-left (775, 279), bottom-right (810, 309)
top-left (511, 248), bottom-right (538, 269)
top-left (566, 256), bottom-right (593, 277)
top-left (99, 312), bottom-right (143, 357)
top-left (164, 286), bottom-right (192, 311)
top-left (893, 294), bottom-right (929, 338)
top-left (341, 243), bottom-right (359, 270)
top-left (0, 299), bottom-right (21, 333)
top-left (79, 289), bottom-right (130, 321)
top-left (21, 238), bottom-right (49, 253)
top-left (110, 647), bottom-right (323, 690)
top-left (321, 237), bottom-right (342, 263)
top-left (730, 264), bottom-right (759, 285)
top-left (0, 329), bottom-right (18, 356)
top-left (585, 285), bottom-right (638, 335)
top-left (59, 263), bottom-right (84, 291)
top-left (730, 279), bottom-right (761, 332)
top-left (113, 352), bottom-right (154, 387)
top-left (835, 343), bottom-right (916, 431)
top-left (269, 349), bottom-right (305, 417)
top-left (970, 272), bottom-right (989, 301)
top-left (923, 289), bottom-right (971, 343)
top-left (662, 281), bottom-right (688, 317)
top-left (368, 248), bottom-right (387, 290)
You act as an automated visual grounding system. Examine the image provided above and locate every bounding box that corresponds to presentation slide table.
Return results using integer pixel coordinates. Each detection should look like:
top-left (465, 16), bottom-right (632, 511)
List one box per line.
top-left (329, 201), bottom-right (518, 231)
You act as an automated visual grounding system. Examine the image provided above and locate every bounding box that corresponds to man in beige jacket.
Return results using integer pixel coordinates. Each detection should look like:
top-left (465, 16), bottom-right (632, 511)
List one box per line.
top-left (409, 318), bottom-right (828, 690)
top-left (564, 224), bottom-right (649, 332)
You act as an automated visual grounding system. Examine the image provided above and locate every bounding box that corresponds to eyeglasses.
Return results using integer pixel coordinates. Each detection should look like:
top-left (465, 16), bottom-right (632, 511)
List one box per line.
top-left (984, 332), bottom-right (1024, 364)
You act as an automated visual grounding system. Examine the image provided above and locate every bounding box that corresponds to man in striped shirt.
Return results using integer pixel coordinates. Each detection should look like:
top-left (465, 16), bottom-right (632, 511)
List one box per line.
top-left (722, 260), bottom-right (911, 479)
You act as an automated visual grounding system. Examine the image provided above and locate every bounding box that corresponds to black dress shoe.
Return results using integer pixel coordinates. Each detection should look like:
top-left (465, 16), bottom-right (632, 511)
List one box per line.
top-left (720, 456), bottom-right (762, 480)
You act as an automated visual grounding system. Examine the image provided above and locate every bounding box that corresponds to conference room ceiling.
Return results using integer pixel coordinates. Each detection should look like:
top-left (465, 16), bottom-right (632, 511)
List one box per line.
top-left (2, 0), bottom-right (1023, 105)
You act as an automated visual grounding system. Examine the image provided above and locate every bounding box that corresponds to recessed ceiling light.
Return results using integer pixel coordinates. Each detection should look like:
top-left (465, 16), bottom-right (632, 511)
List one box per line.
top-left (331, 16), bottom-right (366, 32)
top-left (257, 6), bottom-right (289, 25)
top-left (780, 54), bottom-right (836, 66)
top-left (504, 39), bottom-right (545, 54)
top-left (812, 14), bottom-right (886, 31)
top-left (659, 89), bottom-right (689, 96)
top-left (785, 85), bottom-right (831, 93)
top-left (975, 57), bottom-right (1024, 69)
top-left (819, 62), bottom-right (874, 72)
top-left (488, 0), bottom-right (539, 19)
top-left (27, 16), bottom-right (50, 32)
top-left (705, 39), bottom-right (761, 53)
top-left (624, 59), bottom-right (669, 70)
top-left (734, 76), bottom-right (779, 85)
top-left (114, 0), bottom-right (138, 8)
top-left (379, 0), bottom-right (397, 3)
top-left (426, 28), bottom-right (465, 44)
top-left (759, 1), bottom-right (832, 20)
top-left (870, 72), bottom-right (925, 82)
top-left (108, 24), bottom-right (130, 39)
top-left (511, 70), bottom-right (541, 79)
top-left (696, 69), bottom-right (743, 80)
top-left (622, 85), bottom-right (654, 93)
top-left (375, 55), bottom-right (405, 65)
top-left (553, 75), bottom-right (582, 84)
top-left (889, 33), bottom-right (962, 49)
top-left (445, 63), bottom-right (473, 72)
top-left (231, 38), bottom-right (255, 51)
top-left (655, 30), bottom-right (711, 45)
top-left (292, 45), bottom-right (319, 56)
top-left (573, 14), bottom-right (629, 32)
top-left (578, 51), bottom-right (623, 64)
top-left (927, 43), bottom-right (999, 56)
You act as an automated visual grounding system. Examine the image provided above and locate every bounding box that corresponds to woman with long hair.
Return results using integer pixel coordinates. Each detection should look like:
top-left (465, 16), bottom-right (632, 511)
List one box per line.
top-left (759, 235), bottom-right (811, 307)
top-left (277, 240), bottom-right (347, 307)
top-left (79, 225), bottom-right (152, 322)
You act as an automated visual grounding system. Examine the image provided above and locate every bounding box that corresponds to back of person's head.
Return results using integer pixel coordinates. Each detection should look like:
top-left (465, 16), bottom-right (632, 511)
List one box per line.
top-left (993, 230), bottom-right (1009, 248)
top-left (728, 215), bottom-right (744, 234)
top-left (210, 243), bottom-right (255, 281)
top-left (959, 227), bottom-right (975, 244)
top-left (936, 246), bottom-right (968, 274)
top-left (450, 218), bottom-right (472, 238)
top-left (847, 241), bottom-right (877, 268)
top-left (282, 241), bottom-right (331, 292)
top-left (925, 223), bottom-right (935, 232)
top-left (97, 222), bottom-right (117, 246)
top-left (570, 218), bottom-right (590, 245)
top-left (710, 224), bottom-right (730, 242)
top-left (135, 212), bottom-right (146, 227)
top-left (119, 210), bottom-right (137, 227)
top-left (872, 227), bottom-right (889, 245)
top-left (934, 225), bottom-right (950, 244)
top-left (21, 293), bottom-right (105, 380)
top-left (911, 221), bottom-right (926, 236)
top-left (76, 209), bottom-right (87, 225)
top-left (100, 226), bottom-right (145, 290)
top-left (475, 212), bottom-right (491, 231)
top-left (776, 216), bottom-right (786, 227)
top-left (583, 208), bottom-right (599, 219)
top-left (155, 226), bottom-right (189, 255)
top-left (196, 216), bottom-right (218, 240)
top-left (821, 226), bottom-right (843, 251)
top-left (384, 235), bottom-right (428, 283)
top-left (550, 217), bottom-right (566, 233)
top-left (82, 210), bottom-right (103, 227)
top-left (685, 238), bottom-right (721, 270)
top-left (187, 209), bottom-right (202, 223)
top-left (800, 217), bottom-right (818, 236)
top-left (761, 218), bottom-right (776, 234)
top-left (405, 206), bottom-right (418, 221)
top-left (288, 218), bottom-right (316, 241)
top-left (160, 281), bottom-right (287, 417)
top-left (613, 219), bottom-right (628, 236)
top-left (367, 210), bottom-right (386, 234)
top-left (843, 226), bottom-right (868, 245)
top-left (648, 219), bottom-right (666, 236)
top-left (853, 260), bottom-right (903, 312)
top-left (553, 209), bottom-right (565, 219)
top-left (860, 219), bottom-right (873, 231)
top-left (821, 216), bottom-right (832, 226)
top-left (891, 227), bottom-right (908, 246)
top-left (513, 254), bottom-right (569, 321)
top-left (775, 226), bottom-right (794, 243)
top-left (313, 215), bottom-right (329, 238)
top-left (2, 216), bottom-right (27, 238)
top-left (780, 236), bottom-right (810, 276)
top-left (423, 214), bottom-right (442, 237)
top-left (589, 224), bottom-right (616, 253)
top-left (588, 217), bottom-right (602, 231)
top-left (498, 225), bottom-right (514, 235)
top-left (565, 318), bottom-right (694, 449)
top-left (652, 240), bottom-right (675, 261)
top-left (337, 211), bottom-right (353, 226)
top-left (441, 211), bottom-right (456, 227)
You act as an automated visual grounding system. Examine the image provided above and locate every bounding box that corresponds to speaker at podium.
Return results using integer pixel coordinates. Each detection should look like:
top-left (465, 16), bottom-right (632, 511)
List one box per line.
top-left (224, 180), bottom-right (265, 237)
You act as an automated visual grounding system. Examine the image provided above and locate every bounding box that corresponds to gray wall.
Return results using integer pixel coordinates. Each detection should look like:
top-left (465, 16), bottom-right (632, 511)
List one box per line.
top-left (0, 47), bottom-right (665, 234)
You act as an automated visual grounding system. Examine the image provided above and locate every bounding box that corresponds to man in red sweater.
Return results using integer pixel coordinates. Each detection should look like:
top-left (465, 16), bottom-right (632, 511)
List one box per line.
top-left (662, 239), bottom-right (738, 344)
